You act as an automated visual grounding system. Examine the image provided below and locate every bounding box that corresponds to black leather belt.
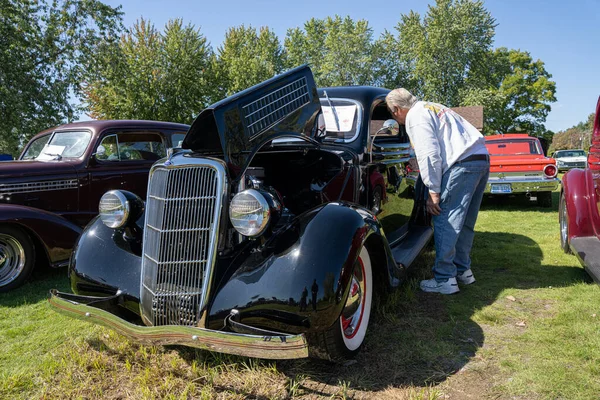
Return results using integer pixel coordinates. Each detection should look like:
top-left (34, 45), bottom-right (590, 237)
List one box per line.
top-left (458, 154), bottom-right (489, 163)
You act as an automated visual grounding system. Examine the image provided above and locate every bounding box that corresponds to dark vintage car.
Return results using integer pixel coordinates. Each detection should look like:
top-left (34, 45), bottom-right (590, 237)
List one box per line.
top-left (50, 66), bottom-right (432, 361)
top-left (484, 134), bottom-right (559, 207)
top-left (0, 120), bottom-right (189, 292)
top-left (560, 96), bottom-right (600, 283)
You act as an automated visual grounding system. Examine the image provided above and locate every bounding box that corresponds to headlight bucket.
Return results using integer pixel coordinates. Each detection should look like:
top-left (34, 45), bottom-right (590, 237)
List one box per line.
top-left (99, 190), bottom-right (144, 229)
top-left (229, 189), bottom-right (280, 237)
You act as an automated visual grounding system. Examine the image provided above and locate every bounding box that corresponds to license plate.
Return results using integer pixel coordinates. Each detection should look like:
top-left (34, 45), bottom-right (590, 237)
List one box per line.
top-left (491, 183), bottom-right (512, 194)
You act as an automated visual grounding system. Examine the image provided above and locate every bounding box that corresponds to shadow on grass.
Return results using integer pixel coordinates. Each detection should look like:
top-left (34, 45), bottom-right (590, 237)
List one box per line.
top-left (0, 263), bottom-right (69, 306)
top-left (479, 191), bottom-right (561, 213)
top-left (151, 231), bottom-right (590, 397)
top-left (269, 230), bottom-right (589, 395)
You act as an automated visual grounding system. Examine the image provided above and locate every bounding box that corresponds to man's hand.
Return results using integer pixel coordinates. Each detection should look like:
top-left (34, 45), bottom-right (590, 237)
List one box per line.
top-left (427, 192), bottom-right (442, 216)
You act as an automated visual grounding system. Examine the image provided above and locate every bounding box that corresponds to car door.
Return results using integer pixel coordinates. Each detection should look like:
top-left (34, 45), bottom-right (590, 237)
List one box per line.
top-left (115, 130), bottom-right (167, 198)
top-left (87, 130), bottom-right (167, 215)
top-left (87, 133), bottom-right (128, 218)
top-left (368, 100), bottom-right (418, 237)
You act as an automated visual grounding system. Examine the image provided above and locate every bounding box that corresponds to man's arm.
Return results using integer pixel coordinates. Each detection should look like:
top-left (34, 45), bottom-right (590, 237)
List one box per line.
top-left (408, 122), bottom-right (443, 193)
top-left (407, 121), bottom-right (443, 216)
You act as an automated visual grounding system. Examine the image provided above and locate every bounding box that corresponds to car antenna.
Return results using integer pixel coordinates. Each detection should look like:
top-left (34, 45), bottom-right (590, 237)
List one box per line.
top-left (323, 90), bottom-right (341, 133)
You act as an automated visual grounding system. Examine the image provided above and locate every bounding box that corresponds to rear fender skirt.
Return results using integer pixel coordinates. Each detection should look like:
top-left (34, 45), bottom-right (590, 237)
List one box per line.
top-left (206, 202), bottom-right (397, 334)
top-left (562, 169), bottom-right (599, 240)
top-left (0, 204), bottom-right (82, 265)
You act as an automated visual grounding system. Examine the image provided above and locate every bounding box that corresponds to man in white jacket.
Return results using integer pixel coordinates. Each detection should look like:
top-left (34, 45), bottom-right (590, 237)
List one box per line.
top-left (386, 88), bottom-right (490, 294)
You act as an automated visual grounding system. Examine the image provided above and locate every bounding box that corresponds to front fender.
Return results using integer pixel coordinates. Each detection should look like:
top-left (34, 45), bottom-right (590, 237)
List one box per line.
top-left (206, 203), bottom-right (396, 334)
top-left (69, 215), bottom-right (144, 304)
top-left (562, 169), bottom-right (599, 240)
top-left (0, 204), bottom-right (82, 265)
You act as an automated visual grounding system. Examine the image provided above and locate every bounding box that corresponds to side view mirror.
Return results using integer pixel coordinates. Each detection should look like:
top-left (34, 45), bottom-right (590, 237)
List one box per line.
top-left (375, 119), bottom-right (400, 136)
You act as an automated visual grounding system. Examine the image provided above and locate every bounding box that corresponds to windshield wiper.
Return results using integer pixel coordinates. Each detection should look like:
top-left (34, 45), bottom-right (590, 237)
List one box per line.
top-left (323, 90), bottom-right (341, 132)
top-left (42, 152), bottom-right (63, 160)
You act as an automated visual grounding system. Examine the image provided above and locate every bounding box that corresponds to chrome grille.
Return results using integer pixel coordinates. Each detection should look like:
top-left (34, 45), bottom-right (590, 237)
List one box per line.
top-left (140, 159), bottom-right (225, 327)
top-left (0, 179), bottom-right (78, 194)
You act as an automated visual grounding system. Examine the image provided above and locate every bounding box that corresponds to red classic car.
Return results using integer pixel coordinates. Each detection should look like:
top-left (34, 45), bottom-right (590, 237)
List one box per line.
top-left (0, 120), bottom-right (189, 292)
top-left (484, 134), bottom-right (559, 207)
top-left (560, 96), bottom-right (600, 283)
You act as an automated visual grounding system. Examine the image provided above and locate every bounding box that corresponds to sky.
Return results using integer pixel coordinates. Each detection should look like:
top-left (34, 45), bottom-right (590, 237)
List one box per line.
top-left (100, 0), bottom-right (600, 133)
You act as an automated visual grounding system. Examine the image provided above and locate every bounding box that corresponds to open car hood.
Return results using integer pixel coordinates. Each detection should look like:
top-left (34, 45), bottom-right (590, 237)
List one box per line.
top-left (182, 65), bottom-right (321, 179)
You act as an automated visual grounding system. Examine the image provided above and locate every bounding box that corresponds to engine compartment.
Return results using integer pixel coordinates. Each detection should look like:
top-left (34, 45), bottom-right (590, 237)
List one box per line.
top-left (247, 148), bottom-right (345, 216)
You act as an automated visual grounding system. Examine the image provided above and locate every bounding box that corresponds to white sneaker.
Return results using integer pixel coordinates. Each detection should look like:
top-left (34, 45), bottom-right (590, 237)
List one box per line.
top-left (457, 269), bottom-right (476, 285)
top-left (420, 277), bottom-right (459, 294)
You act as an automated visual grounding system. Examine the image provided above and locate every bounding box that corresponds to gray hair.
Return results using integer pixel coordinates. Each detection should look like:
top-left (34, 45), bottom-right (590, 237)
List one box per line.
top-left (386, 88), bottom-right (418, 112)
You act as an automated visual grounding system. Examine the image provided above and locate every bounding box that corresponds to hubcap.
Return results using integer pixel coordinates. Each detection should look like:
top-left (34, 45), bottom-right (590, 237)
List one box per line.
top-left (341, 257), bottom-right (366, 339)
top-left (560, 198), bottom-right (568, 245)
top-left (0, 234), bottom-right (26, 287)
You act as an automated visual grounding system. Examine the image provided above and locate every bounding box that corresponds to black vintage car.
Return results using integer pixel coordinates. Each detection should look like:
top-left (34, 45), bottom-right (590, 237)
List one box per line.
top-left (50, 66), bottom-right (432, 361)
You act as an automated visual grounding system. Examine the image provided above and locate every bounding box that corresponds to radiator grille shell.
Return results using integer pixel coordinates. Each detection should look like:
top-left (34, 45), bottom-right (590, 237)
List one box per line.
top-left (140, 157), bottom-right (227, 327)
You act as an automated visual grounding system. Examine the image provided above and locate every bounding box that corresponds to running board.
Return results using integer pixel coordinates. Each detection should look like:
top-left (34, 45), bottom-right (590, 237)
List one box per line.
top-left (390, 225), bottom-right (433, 268)
top-left (570, 236), bottom-right (600, 285)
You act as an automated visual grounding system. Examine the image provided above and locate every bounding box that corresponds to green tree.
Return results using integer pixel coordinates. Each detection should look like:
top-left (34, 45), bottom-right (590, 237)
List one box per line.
top-left (462, 48), bottom-right (557, 135)
top-left (0, 0), bottom-right (122, 155)
top-left (82, 18), bottom-right (216, 123)
top-left (381, 0), bottom-right (496, 105)
top-left (215, 25), bottom-right (284, 97)
top-left (549, 112), bottom-right (595, 153)
top-left (284, 16), bottom-right (377, 87)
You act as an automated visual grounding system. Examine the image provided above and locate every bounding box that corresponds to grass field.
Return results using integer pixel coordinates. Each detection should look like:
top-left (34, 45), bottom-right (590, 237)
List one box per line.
top-left (1, 190), bottom-right (599, 399)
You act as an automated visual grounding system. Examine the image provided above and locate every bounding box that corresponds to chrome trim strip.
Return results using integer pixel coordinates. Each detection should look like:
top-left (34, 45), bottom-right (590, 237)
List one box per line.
top-left (49, 290), bottom-right (308, 359)
top-left (0, 179), bottom-right (78, 194)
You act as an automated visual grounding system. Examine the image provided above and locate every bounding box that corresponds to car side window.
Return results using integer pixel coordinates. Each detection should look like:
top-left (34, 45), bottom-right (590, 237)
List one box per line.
top-left (170, 133), bottom-right (186, 148)
top-left (96, 132), bottom-right (166, 162)
top-left (96, 135), bottom-right (119, 161)
top-left (370, 102), bottom-right (410, 144)
top-left (117, 132), bottom-right (166, 161)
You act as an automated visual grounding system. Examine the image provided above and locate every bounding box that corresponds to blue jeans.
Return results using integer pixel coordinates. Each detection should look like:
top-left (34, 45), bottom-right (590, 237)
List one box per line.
top-left (432, 159), bottom-right (489, 282)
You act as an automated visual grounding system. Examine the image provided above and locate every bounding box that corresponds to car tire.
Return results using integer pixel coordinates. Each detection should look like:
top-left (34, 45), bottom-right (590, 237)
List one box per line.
top-left (559, 192), bottom-right (572, 254)
top-left (307, 246), bottom-right (373, 361)
top-left (371, 186), bottom-right (382, 215)
top-left (0, 225), bottom-right (36, 293)
top-left (537, 192), bottom-right (552, 208)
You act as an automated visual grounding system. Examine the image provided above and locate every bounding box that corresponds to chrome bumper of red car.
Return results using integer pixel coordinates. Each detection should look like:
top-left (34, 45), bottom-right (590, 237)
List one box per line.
top-left (485, 177), bottom-right (560, 194)
top-left (48, 289), bottom-right (309, 359)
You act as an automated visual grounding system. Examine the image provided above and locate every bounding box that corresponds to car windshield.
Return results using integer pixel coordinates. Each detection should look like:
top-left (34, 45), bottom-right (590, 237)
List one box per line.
top-left (554, 150), bottom-right (585, 158)
top-left (319, 98), bottom-right (361, 143)
top-left (485, 139), bottom-right (542, 156)
top-left (22, 130), bottom-right (92, 160)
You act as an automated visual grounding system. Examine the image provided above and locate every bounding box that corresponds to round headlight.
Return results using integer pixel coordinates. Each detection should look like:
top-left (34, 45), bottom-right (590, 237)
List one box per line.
top-left (99, 190), bottom-right (130, 229)
top-left (229, 189), bottom-right (271, 237)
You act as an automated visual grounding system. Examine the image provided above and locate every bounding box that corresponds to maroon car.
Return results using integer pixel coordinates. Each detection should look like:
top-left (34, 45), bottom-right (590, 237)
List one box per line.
top-left (560, 96), bottom-right (600, 283)
top-left (0, 120), bottom-right (189, 292)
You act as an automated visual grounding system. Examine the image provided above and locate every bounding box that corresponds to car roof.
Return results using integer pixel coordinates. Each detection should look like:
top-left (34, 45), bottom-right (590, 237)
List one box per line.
top-left (318, 86), bottom-right (391, 106)
top-left (30, 120), bottom-right (190, 141)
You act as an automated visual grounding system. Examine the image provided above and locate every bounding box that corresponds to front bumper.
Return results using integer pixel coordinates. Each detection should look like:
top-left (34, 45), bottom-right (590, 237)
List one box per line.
top-left (484, 177), bottom-right (560, 194)
top-left (49, 289), bottom-right (309, 359)
top-left (557, 162), bottom-right (587, 171)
